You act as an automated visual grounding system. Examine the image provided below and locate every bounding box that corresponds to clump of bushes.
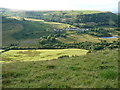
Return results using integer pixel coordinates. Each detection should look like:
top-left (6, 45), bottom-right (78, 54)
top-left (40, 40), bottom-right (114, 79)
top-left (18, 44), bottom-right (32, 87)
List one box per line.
top-left (58, 55), bottom-right (69, 59)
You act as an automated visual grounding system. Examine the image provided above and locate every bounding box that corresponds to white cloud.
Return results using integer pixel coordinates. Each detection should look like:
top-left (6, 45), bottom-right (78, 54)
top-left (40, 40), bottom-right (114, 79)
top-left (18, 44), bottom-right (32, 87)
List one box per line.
top-left (0, 0), bottom-right (119, 11)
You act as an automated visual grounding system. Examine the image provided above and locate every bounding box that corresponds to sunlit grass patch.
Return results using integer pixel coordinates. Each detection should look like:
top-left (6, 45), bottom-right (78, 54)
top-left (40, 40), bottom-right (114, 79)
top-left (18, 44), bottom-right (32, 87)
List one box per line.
top-left (58, 34), bottom-right (100, 43)
top-left (24, 18), bottom-right (44, 22)
top-left (0, 50), bottom-right (4, 52)
top-left (44, 22), bottom-right (62, 25)
top-left (2, 49), bottom-right (88, 63)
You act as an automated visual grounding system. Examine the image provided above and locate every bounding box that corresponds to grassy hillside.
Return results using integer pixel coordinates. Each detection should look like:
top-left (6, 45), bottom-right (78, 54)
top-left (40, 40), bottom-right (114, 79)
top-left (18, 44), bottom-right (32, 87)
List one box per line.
top-left (2, 49), bottom-right (118, 88)
top-left (2, 8), bottom-right (118, 27)
top-left (1, 8), bottom-right (103, 17)
top-left (2, 16), bottom-right (118, 49)
top-left (1, 8), bottom-right (119, 88)
top-left (2, 8), bottom-right (118, 48)
top-left (2, 16), bottom-right (75, 47)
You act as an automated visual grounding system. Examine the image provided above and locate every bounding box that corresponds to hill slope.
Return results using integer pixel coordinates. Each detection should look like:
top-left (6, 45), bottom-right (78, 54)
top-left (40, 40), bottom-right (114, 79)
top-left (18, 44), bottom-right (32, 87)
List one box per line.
top-left (2, 16), bottom-right (76, 48)
top-left (2, 9), bottom-right (119, 49)
top-left (2, 49), bottom-right (118, 88)
top-left (1, 8), bottom-right (118, 27)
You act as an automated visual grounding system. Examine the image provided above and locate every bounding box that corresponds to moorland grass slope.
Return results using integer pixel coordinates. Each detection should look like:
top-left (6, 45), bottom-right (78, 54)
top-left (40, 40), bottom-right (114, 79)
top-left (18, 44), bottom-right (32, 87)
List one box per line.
top-left (2, 49), bottom-right (118, 88)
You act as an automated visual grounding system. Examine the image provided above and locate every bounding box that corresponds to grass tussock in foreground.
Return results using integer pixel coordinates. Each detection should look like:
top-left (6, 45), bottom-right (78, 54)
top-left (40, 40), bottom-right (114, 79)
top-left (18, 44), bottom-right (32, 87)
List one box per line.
top-left (2, 49), bottom-right (118, 88)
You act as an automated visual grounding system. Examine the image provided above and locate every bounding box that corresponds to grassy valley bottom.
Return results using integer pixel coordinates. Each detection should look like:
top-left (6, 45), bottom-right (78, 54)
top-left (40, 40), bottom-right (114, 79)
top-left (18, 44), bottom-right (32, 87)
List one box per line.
top-left (2, 49), bottom-right (118, 88)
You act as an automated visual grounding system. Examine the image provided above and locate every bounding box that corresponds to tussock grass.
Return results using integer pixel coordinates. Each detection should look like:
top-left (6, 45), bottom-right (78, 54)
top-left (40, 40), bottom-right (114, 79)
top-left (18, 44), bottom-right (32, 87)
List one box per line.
top-left (2, 49), bottom-right (118, 88)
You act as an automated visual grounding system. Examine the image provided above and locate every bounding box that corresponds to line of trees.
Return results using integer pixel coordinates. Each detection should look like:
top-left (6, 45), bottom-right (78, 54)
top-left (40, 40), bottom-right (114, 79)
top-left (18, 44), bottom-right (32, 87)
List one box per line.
top-left (2, 39), bottom-right (118, 52)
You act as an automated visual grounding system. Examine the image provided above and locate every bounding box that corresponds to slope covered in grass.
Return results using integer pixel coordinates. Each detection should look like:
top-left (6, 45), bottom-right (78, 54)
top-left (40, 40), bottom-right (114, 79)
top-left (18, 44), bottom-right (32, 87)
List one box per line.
top-left (2, 16), bottom-right (75, 47)
top-left (3, 16), bottom-right (118, 48)
top-left (2, 49), bottom-right (118, 88)
top-left (2, 8), bottom-right (117, 27)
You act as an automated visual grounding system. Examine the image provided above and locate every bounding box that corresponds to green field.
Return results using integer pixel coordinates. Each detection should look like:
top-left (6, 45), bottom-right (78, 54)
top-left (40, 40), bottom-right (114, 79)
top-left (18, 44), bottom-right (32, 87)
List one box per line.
top-left (57, 34), bottom-right (118, 43)
top-left (2, 49), bottom-right (118, 88)
top-left (2, 49), bottom-right (88, 63)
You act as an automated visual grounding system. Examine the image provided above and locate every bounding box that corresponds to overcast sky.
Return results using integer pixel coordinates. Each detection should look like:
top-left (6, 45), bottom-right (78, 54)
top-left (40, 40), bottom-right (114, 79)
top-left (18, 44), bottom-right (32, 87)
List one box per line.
top-left (1, 0), bottom-right (119, 12)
